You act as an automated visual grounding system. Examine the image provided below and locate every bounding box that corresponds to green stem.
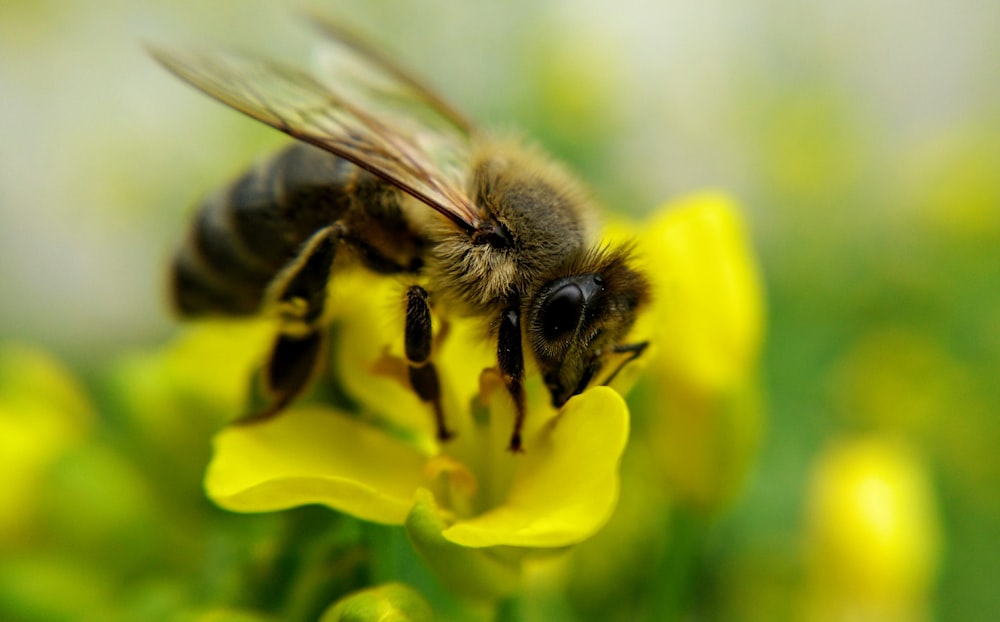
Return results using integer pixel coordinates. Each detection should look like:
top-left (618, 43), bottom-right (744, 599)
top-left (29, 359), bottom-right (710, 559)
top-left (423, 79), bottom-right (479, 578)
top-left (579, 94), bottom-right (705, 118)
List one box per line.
top-left (647, 507), bottom-right (707, 621)
top-left (494, 593), bottom-right (521, 622)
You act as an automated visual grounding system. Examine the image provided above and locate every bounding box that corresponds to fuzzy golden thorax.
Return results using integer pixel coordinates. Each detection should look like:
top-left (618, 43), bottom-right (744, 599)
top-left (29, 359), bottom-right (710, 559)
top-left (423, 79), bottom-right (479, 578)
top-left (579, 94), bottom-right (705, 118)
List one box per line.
top-left (426, 139), bottom-right (598, 314)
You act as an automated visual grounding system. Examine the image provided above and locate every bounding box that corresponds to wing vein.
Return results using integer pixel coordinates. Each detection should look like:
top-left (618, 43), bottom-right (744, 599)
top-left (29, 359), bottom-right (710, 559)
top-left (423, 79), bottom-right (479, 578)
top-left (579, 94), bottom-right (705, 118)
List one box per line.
top-left (149, 41), bottom-right (483, 234)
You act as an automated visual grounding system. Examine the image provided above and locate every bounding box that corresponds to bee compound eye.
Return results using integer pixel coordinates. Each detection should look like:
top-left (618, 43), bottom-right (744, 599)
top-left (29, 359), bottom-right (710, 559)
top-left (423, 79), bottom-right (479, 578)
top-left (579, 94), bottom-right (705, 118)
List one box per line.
top-left (540, 283), bottom-right (584, 341)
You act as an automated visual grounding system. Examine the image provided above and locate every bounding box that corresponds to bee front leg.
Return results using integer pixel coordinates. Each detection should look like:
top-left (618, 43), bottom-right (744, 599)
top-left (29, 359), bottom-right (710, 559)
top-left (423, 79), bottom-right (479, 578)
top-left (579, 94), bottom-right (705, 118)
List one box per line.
top-left (601, 340), bottom-right (650, 386)
top-left (404, 285), bottom-right (452, 442)
top-left (497, 307), bottom-right (527, 452)
top-left (246, 224), bottom-right (342, 422)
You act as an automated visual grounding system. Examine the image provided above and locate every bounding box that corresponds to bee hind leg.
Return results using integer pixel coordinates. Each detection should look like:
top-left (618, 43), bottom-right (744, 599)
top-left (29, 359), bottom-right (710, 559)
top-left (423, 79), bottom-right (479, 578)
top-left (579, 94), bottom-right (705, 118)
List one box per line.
top-left (242, 225), bottom-right (342, 423)
top-left (405, 285), bottom-right (453, 442)
top-left (246, 331), bottom-right (327, 422)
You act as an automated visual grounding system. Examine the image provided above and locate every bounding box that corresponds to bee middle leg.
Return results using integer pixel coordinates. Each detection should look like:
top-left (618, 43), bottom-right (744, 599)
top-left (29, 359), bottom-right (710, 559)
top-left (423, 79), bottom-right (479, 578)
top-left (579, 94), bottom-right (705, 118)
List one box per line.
top-left (404, 285), bottom-right (453, 441)
top-left (247, 224), bottom-right (342, 422)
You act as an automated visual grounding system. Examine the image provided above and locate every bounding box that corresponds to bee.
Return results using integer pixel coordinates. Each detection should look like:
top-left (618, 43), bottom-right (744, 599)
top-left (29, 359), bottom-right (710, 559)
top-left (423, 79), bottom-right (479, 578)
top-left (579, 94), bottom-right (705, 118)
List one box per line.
top-left (151, 18), bottom-right (650, 451)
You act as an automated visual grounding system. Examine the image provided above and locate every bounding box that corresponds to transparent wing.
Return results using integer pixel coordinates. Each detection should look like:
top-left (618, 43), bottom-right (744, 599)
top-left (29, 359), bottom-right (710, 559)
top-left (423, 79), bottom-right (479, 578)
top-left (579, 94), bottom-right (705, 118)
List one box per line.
top-left (304, 13), bottom-right (474, 136)
top-left (149, 45), bottom-right (482, 233)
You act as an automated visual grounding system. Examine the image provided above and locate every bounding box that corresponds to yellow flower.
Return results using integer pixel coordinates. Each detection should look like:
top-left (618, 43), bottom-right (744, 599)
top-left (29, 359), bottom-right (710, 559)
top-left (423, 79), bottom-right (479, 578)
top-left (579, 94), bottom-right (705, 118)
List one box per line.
top-left (803, 436), bottom-right (941, 622)
top-left (0, 344), bottom-right (94, 540)
top-left (198, 192), bottom-right (760, 598)
top-left (633, 192), bottom-right (765, 512)
top-left (204, 272), bottom-right (631, 600)
top-left (639, 191), bottom-right (764, 395)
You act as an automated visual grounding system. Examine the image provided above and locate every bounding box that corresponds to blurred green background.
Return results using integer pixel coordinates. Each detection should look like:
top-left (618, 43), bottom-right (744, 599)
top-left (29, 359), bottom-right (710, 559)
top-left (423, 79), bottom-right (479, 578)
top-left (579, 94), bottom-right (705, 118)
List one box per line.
top-left (2, 0), bottom-right (998, 620)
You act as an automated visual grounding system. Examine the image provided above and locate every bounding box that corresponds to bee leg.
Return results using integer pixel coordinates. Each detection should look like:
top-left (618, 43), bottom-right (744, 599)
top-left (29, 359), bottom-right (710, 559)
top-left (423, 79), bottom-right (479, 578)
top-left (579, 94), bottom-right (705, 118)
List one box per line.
top-left (253, 331), bottom-right (326, 420)
top-left (245, 225), bottom-right (341, 422)
top-left (497, 307), bottom-right (527, 453)
top-left (273, 224), bottom-right (343, 326)
top-left (601, 340), bottom-right (650, 386)
top-left (404, 285), bottom-right (453, 441)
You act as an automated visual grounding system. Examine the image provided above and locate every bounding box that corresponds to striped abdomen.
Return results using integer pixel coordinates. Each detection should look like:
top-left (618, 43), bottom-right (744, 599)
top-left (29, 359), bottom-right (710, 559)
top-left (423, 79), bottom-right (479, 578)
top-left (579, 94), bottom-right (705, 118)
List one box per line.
top-left (171, 142), bottom-right (427, 317)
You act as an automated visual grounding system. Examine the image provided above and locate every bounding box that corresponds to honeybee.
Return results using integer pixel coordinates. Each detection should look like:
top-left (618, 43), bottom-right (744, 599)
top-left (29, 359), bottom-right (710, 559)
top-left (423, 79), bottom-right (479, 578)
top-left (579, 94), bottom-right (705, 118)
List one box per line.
top-left (152, 18), bottom-right (650, 451)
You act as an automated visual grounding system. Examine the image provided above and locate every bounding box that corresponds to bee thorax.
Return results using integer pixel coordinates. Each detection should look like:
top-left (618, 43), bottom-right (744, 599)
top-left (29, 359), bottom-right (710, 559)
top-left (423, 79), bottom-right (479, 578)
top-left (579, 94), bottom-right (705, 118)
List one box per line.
top-left (428, 236), bottom-right (526, 312)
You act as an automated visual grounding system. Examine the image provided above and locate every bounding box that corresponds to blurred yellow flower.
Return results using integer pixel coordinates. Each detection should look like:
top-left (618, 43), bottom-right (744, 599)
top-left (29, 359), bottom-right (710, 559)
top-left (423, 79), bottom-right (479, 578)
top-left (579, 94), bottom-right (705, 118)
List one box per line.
top-left (634, 192), bottom-right (765, 512)
top-left (110, 319), bottom-right (273, 430)
top-left (803, 436), bottom-right (941, 622)
top-left (0, 344), bottom-right (94, 540)
top-left (639, 191), bottom-right (764, 394)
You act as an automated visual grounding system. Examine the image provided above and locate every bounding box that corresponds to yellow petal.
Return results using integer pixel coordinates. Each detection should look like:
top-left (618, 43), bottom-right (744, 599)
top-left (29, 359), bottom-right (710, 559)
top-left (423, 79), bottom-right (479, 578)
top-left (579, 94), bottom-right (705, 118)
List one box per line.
top-left (205, 407), bottom-right (429, 525)
top-left (114, 320), bottom-right (272, 417)
top-left (405, 489), bottom-right (520, 602)
top-left (641, 192), bottom-right (764, 392)
top-left (442, 387), bottom-right (629, 548)
top-left (108, 321), bottom-right (273, 464)
top-left (329, 276), bottom-right (435, 438)
top-left (647, 376), bottom-right (763, 513)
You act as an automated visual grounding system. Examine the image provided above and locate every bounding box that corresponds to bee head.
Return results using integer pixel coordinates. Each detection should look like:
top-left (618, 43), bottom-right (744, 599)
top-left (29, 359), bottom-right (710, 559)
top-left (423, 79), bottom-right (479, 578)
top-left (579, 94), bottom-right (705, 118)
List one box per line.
top-left (526, 246), bottom-right (650, 408)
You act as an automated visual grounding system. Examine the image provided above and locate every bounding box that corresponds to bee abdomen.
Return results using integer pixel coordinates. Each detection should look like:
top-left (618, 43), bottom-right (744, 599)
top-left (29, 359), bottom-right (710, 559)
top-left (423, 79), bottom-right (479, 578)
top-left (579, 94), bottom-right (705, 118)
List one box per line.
top-left (171, 144), bottom-right (356, 317)
top-left (171, 248), bottom-right (262, 316)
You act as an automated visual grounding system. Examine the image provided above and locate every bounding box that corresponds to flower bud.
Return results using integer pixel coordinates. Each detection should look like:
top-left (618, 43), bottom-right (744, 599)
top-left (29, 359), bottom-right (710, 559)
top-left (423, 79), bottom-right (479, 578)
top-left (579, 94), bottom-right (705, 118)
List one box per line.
top-left (321, 582), bottom-right (433, 622)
